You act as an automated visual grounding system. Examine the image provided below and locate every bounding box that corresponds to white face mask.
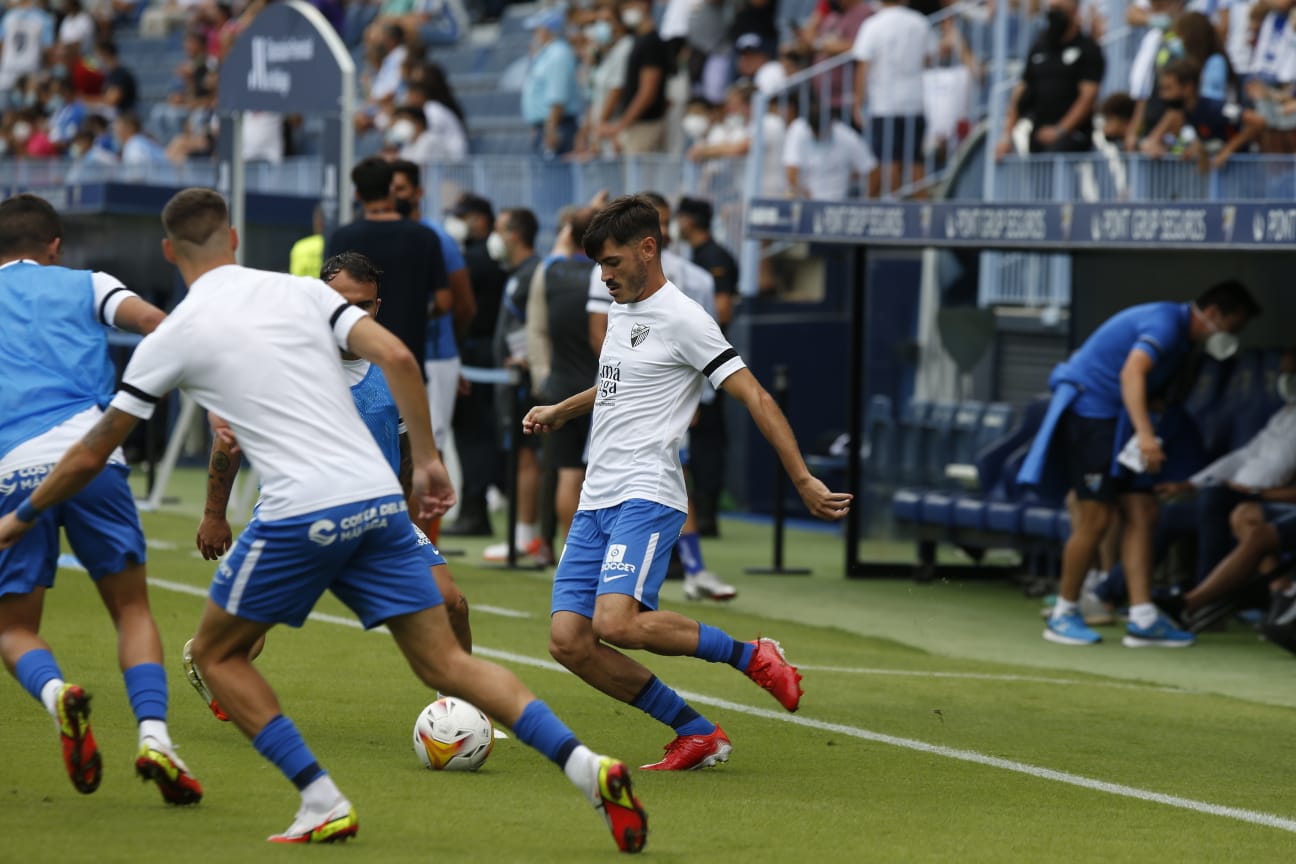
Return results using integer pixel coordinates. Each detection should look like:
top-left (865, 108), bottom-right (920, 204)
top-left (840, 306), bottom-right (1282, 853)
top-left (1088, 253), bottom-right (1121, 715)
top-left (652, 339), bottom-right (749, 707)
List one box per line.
top-left (1196, 304), bottom-right (1240, 361)
top-left (585, 19), bottom-right (613, 46)
top-left (621, 7), bottom-right (644, 29)
top-left (1278, 372), bottom-right (1296, 404)
top-left (1148, 12), bottom-right (1172, 30)
top-left (681, 114), bottom-right (710, 140)
top-left (443, 215), bottom-right (469, 246)
top-left (486, 231), bottom-right (509, 263)
top-left (388, 119), bottom-right (417, 145)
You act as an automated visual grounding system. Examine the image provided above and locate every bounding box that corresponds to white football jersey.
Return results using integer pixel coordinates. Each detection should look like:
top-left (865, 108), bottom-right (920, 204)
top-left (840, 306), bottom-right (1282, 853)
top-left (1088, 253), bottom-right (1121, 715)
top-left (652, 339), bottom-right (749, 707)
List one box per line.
top-left (580, 281), bottom-right (745, 514)
top-left (111, 264), bottom-right (401, 520)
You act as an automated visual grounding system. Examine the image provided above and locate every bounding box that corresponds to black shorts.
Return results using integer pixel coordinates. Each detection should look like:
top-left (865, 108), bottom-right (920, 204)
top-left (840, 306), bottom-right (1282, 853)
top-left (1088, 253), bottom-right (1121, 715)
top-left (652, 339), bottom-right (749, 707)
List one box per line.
top-left (1061, 411), bottom-right (1137, 503)
top-left (548, 414), bottom-right (591, 470)
top-left (870, 115), bottom-right (925, 163)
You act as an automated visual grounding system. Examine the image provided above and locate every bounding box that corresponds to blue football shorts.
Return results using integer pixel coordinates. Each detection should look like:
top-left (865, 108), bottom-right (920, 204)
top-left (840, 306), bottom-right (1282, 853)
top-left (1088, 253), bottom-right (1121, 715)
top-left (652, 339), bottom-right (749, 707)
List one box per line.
top-left (552, 498), bottom-right (687, 618)
top-left (0, 462), bottom-right (146, 597)
top-left (212, 495), bottom-right (444, 628)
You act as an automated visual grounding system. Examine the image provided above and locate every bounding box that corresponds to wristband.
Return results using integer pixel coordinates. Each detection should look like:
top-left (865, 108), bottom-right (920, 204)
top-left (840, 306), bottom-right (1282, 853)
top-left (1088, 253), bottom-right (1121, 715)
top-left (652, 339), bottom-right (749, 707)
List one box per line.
top-left (15, 497), bottom-right (42, 523)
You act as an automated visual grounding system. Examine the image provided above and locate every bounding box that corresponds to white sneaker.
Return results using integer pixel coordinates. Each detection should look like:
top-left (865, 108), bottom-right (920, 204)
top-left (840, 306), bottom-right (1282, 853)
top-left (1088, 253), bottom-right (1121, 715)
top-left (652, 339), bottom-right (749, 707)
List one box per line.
top-left (683, 570), bottom-right (737, 602)
top-left (268, 798), bottom-right (358, 844)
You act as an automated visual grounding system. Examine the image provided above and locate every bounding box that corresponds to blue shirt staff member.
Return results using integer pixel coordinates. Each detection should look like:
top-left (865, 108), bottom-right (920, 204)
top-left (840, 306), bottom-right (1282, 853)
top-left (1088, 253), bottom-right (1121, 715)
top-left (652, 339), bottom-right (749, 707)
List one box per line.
top-left (1018, 280), bottom-right (1260, 648)
top-left (522, 7), bottom-right (583, 158)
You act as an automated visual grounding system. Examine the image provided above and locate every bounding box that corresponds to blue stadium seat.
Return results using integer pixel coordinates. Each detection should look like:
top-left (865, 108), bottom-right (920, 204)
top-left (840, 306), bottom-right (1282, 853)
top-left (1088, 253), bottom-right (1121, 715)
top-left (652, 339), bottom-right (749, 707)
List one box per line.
top-left (922, 401), bottom-right (959, 487)
top-left (892, 488), bottom-right (922, 522)
top-left (985, 501), bottom-right (1024, 534)
top-left (948, 400), bottom-right (986, 469)
top-left (953, 497), bottom-right (987, 530)
top-left (864, 394), bottom-right (896, 483)
top-left (974, 396), bottom-right (1048, 501)
top-left (457, 90), bottom-right (522, 118)
top-left (919, 492), bottom-right (956, 527)
top-left (896, 400), bottom-right (932, 487)
top-left (972, 403), bottom-right (1015, 460)
top-left (1022, 505), bottom-right (1060, 539)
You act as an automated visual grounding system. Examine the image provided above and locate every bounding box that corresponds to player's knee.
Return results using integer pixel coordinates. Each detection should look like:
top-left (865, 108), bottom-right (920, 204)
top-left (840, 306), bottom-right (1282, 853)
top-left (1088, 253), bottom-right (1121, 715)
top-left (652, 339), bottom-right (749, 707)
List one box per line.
top-left (590, 614), bottom-right (640, 649)
top-left (547, 629), bottom-right (590, 670)
top-left (1230, 502), bottom-right (1263, 536)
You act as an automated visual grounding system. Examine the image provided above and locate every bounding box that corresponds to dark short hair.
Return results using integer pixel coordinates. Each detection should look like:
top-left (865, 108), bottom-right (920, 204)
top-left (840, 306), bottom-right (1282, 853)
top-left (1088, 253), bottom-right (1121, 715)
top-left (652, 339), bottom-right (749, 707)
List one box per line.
top-left (392, 105), bottom-right (426, 127)
top-left (452, 193), bottom-right (493, 221)
top-left (0, 193), bottom-right (62, 257)
top-left (502, 207), bottom-right (539, 249)
top-left (389, 158), bottom-right (421, 188)
top-left (640, 191), bottom-right (670, 212)
top-left (676, 196), bottom-right (713, 230)
top-left (1100, 92), bottom-right (1135, 121)
top-left (1160, 57), bottom-right (1201, 87)
top-left (321, 251), bottom-right (383, 289)
top-left (161, 187), bottom-right (229, 248)
top-left (95, 40), bottom-right (118, 58)
top-left (351, 156), bottom-right (394, 204)
top-left (1197, 280), bottom-right (1261, 319)
top-left (582, 194), bottom-right (661, 259)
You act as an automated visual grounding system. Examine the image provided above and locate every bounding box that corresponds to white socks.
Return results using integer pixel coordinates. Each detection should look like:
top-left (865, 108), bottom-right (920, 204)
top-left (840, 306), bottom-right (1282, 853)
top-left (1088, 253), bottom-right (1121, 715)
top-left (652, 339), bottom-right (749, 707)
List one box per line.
top-left (40, 678), bottom-right (64, 720)
top-left (302, 774), bottom-right (345, 812)
top-left (561, 744), bottom-right (600, 804)
top-left (1129, 603), bottom-right (1159, 630)
top-left (139, 719), bottom-right (172, 750)
top-left (1051, 598), bottom-right (1079, 620)
top-left (515, 522), bottom-right (536, 547)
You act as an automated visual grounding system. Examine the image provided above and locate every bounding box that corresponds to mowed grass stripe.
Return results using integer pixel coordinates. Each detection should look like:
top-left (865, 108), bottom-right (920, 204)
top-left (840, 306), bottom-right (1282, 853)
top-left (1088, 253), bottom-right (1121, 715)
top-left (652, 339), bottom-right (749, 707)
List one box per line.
top-left (142, 576), bottom-right (1296, 838)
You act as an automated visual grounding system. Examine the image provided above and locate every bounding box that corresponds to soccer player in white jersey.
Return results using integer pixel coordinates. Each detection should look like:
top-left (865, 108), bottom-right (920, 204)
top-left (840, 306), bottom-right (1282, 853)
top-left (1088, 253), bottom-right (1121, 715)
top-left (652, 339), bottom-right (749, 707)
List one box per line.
top-left (526, 195), bottom-right (852, 772)
top-left (0, 188), bottom-right (648, 852)
top-left (585, 191), bottom-right (736, 603)
top-left (0, 193), bottom-right (203, 804)
top-left (182, 251), bottom-right (475, 721)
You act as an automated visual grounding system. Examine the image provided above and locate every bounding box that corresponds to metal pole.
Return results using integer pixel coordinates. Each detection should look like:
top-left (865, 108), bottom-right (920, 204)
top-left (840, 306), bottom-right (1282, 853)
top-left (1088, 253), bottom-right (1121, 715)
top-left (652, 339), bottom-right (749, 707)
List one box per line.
top-left (231, 113), bottom-right (245, 264)
top-left (505, 365), bottom-right (521, 569)
top-left (845, 245), bottom-right (866, 577)
top-left (982, 0), bottom-right (1009, 202)
top-left (746, 364), bottom-right (811, 576)
top-left (738, 89), bottom-right (770, 299)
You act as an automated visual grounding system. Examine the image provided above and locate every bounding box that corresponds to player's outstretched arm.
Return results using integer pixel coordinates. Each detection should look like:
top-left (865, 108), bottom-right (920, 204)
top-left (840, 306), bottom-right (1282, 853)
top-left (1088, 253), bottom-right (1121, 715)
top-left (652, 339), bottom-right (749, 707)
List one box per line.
top-left (721, 368), bottom-right (853, 521)
top-left (345, 316), bottom-right (456, 518)
top-left (111, 295), bottom-right (167, 335)
top-left (0, 407), bottom-right (139, 548)
top-left (523, 386), bottom-right (597, 436)
top-left (197, 431), bottom-right (242, 560)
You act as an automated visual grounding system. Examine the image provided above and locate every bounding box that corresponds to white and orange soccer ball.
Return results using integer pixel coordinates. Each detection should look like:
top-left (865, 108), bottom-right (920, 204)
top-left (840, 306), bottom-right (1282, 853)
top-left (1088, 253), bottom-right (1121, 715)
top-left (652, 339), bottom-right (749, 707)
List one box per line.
top-left (412, 697), bottom-right (495, 771)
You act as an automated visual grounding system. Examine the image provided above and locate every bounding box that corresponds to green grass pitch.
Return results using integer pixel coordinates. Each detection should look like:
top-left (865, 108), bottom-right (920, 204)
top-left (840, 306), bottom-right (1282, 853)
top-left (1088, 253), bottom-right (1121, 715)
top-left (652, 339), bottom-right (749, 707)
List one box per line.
top-left (1, 470), bottom-right (1292, 863)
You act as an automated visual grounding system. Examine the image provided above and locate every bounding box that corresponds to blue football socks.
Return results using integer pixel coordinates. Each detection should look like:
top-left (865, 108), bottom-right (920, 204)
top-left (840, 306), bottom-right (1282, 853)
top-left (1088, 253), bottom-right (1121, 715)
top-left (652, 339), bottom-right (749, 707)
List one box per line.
top-left (631, 676), bottom-right (715, 737)
top-left (512, 700), bottom-right (579, 767)
top-left (677, 532), bottom-right (705, 575)
top-left (694, 623), bottom-right (755, 670)
top-left (15, 648), bottom-right (62, 704)
top-left (123, 662), bottom-right (168, 722)
top-left (253, 714), bottom-right (326, 789)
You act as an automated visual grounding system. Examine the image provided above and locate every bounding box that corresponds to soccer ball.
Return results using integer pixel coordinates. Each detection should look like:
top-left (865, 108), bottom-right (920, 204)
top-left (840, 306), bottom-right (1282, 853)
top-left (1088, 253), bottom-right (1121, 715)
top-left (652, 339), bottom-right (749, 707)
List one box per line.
top-left (412, 697), bottom-right (495, 771)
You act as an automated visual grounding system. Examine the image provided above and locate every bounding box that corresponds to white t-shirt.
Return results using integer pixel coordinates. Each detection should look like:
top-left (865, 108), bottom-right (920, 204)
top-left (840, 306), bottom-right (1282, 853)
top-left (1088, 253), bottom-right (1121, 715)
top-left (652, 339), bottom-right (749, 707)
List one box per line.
top-left (58, 10), bottom-right (95, 52)
top-left (1222, 0), bottom-right (1260, 73)
top-left (0, 266), bottom-right (136, 474)
top-left (111, 264), bottom-right (400, 521)
top-left (852, 4), bottom-right (932, 117)
top-left (581, 281), bottom-right (745, 513)
top-left (660, 0), bottom-right (696, 41)
top-left (1190, 404), bottom-right (1296, 489)
top-left (783, 117), bottom-right (878, 200)
top-left (421, 101), bottom-right (468, 160)
top-left (0, 6), bottom-right (54, 90)
top-left (754, 60), bottom-right (787, 96)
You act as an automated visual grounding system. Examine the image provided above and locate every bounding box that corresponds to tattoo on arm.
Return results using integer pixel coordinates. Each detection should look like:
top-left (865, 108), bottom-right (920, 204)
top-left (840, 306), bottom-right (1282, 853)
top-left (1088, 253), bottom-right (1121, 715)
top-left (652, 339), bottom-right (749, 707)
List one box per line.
top-left (204, 440), bottom-right (241, 517)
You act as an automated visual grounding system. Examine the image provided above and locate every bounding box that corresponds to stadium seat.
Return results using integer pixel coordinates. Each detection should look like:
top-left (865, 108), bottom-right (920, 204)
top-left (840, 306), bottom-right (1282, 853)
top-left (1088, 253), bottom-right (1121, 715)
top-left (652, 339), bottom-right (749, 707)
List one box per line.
top-left (864, 394), bottom-right (896, 484)
top-left (919, 491), bottom-right (956, 527)
top-left (1022, 505), bottom-right (1060, 539)
top-left (896, 400), bottom-right (932, 487)
top-left (985, 501), bottom-right (1024, 534)
top-left (953, 497), bottom-right (987, 531)
top-left (922, 400), bottom-right (959, 487)
top-left (973, 396), bottom-right (1048, 500)
top-left (891, 488), bottom-right (922, 522)
top-left (946, 400), bottom-right (985, 478)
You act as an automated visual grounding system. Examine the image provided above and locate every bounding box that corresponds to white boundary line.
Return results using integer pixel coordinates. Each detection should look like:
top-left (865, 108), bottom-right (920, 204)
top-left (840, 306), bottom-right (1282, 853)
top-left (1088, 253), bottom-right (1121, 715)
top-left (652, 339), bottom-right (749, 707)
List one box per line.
top-left (139, 577), bottom-right (1296, 836)
top-left (796, 664), bottom-right (1189, 694)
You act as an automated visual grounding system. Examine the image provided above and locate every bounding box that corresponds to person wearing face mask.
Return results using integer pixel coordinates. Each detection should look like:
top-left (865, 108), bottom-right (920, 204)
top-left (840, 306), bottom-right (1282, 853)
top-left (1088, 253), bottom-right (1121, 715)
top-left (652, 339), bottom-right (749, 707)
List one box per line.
top-left (599, 0), bottom-right (671, 154)
top-left (486, 208), bottom-right (548, 564)
top-left (576, 0), bottom-right (633, 157)
top-left (1147, 348), bottom-right (1296, 630)
top-left (522, 7), bottom-right (583, 158)
top-left (444, 193), bottom-right (508, 537)
top-left (1140, 57), bottom-right (1264, 169)
top-left (994, 0), bottom-right (1106, 160)
top-left (387, 105), bottom-right (443, 164)
top-left (1018, 281), bottom-right (1262, 649)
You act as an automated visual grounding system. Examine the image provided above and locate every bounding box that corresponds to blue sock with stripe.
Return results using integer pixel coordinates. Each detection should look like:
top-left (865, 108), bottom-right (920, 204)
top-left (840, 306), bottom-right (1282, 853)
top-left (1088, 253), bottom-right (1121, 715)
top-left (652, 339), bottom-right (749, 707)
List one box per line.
top-left (123, 662), bottom-right (168, 722)
top-left (677, 532), bottom-right (704, 575)
top-left (253, 714), bottom-right (326, 789)
top-left (15, 649), bottom-right (63, 705)
top-left (512, 700), bottom-right (580, 767)
top-left (694, 623), bottom-right (755, 670)
top-left (631, 676), bottom-right (715, 737)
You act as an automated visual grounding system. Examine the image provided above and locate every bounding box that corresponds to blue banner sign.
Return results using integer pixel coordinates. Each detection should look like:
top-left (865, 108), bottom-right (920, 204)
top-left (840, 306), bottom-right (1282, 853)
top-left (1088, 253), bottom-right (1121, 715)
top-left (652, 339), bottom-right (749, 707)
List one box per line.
top-left (746, 199), bottom-right (1296, 250)
top-left (217, 1), bottom-right (350, 113)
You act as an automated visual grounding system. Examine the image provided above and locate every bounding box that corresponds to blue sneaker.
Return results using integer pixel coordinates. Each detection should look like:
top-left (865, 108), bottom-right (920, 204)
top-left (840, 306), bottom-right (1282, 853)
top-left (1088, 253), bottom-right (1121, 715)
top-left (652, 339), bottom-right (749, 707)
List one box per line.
top-left (1043, 611), bottom-right (1102, 645)
top-left (1123, 613), bottom-right (1195, 648)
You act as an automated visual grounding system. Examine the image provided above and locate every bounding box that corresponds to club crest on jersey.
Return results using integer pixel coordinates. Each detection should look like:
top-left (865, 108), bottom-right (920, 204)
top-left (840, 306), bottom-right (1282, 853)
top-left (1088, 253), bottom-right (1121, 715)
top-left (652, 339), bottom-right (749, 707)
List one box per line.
top-left (630, 323), bottom-right (650, 348)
